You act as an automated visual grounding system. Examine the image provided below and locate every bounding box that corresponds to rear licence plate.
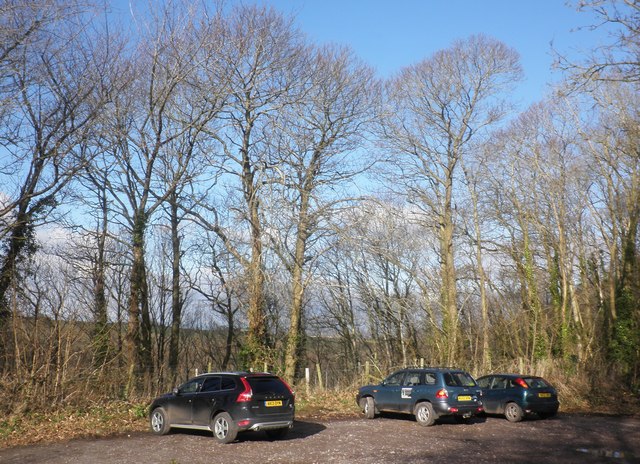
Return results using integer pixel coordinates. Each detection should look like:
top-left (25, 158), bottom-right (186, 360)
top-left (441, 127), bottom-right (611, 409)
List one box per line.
top-left (265, 400), bottom-right (283, 407)
top-left (538, 393), bottom-right (551, 398)
top-left (457, 395), bottom-right (472, 401)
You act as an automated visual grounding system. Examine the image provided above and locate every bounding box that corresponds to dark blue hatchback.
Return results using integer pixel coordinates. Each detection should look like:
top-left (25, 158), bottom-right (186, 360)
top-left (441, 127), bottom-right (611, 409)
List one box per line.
top-left (476, 374), bottom-right (559, 422)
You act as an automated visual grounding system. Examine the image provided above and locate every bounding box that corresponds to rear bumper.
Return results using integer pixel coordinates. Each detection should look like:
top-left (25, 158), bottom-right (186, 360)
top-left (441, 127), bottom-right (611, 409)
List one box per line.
top-left (523, 401), bottom-right (559, 414)
top-left (246, 420), bottom-right (293, 431)
top-left (236, 413), bottom-right (295, 432)
top-left (432, 401), bottom-right (484, 417)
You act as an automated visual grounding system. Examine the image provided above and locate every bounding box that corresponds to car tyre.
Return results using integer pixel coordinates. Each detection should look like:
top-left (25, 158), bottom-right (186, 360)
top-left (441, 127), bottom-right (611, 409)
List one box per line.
top-left (414, 402), bottom-right (436, 426)
top-left (363, 397), bottom-right (376, 419)
top-left (265, 427), bottom-right (289, 440)
top-left (150, 407), bottom-right (171, 435)
top-left (504, 402), bottom-right (524, 422)
top-left (212, 412), bottom-right (238, 444)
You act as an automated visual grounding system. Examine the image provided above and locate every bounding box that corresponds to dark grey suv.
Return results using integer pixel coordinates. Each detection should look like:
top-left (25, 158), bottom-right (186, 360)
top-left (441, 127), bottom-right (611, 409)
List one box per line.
top-left (356, 367), bottom-right (484, 426)
top-left (149, 372), bottom-right (295, 443)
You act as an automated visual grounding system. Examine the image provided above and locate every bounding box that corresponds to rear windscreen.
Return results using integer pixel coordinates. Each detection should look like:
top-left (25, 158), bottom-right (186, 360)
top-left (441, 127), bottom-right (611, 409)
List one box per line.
top-left (444, 372), bottom-right (477, 387)
top-left (524, 377), bottom-right (550, 388)
top-left (247, 377), bottom-right (290, 395)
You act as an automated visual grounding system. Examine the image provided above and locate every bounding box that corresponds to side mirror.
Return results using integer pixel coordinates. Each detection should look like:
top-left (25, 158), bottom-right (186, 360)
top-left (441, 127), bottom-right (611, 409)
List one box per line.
top-left (172, 387), bottom-right (179, 396)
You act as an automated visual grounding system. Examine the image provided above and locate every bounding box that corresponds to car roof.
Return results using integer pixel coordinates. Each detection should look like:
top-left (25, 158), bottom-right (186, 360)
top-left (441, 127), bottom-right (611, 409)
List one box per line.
top-left (478, 373), bottom-right (542, 378)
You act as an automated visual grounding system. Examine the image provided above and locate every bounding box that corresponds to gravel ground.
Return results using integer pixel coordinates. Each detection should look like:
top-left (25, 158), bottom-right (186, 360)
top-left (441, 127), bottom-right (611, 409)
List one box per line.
top-left (1, 413), bottom-right (638, 464)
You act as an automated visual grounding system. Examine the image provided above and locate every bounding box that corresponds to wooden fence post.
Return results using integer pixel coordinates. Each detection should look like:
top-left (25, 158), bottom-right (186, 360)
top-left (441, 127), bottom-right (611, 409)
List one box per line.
top-left (316, 364), bottom-right (323, 391)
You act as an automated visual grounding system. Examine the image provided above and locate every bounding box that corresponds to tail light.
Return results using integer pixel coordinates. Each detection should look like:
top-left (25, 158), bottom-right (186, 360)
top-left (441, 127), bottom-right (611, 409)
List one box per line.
top-left (280, 377), bottom-right (295, 397)
top-left (514, 378), bottom-right (529, 389)
top-left (436, 388), bottom-right (448, 399)
top-left (236, 377), bottom-right (253, 402)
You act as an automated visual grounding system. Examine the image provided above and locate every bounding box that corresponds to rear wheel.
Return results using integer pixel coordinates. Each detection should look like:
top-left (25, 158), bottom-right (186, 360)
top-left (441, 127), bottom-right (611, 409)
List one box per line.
top-left (265, 427), bottom-right (289, 440)
top-left (150, 408), bottom-right (170, 435)
top-left (212, 412), bottom-right (238, 444)
top-left (363, 397), bottom-right (376, 419)
top-left (414, 402), bottom-right (436, 426)
top-left (504, 402), bottom-right (524, 422)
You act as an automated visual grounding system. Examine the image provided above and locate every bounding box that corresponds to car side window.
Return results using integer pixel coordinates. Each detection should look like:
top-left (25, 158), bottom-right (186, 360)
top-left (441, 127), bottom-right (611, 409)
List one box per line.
top-left (384, 372), bottom-right (405, 386)
top-left (403, 373), bottom-right (421, 386)
top-left (201, 376), bottom-right (221, 392)
top-left (180, 379), bottom-right (201, 394)
top-left (221, 377), bottom-right (236, 390)
top-left (492, 377), bottom-right (507, 389)
top-left (477, 377), bottom-right (492, 388)
top-left (424, 373), bottom-right (437, 385)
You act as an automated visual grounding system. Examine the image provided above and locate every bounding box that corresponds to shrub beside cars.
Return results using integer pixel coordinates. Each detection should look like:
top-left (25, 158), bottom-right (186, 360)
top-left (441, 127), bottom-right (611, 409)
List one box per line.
top-left (356, 367), bottom-right (484, 426)
top-left (476, 374), bottom-right (559, 422)
top-left (149, 371), bottom-right (295, 443)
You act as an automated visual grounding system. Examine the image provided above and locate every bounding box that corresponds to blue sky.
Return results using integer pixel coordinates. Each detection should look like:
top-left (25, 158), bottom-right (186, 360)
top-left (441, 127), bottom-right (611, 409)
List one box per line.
top-left (111, 1), bottom-right (609, 108)
top-left (252, 0), bottom-right (607, 108)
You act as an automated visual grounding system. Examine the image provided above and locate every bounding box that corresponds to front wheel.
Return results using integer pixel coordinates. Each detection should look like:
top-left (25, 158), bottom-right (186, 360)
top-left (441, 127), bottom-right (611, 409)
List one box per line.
top-left (363, 397), bottom-right (376, 419)
top-left (212, 412), bottom-right (238, 444)
top-left (414, 402), bottom-right (436, 426)
top-left (150, 408), bottom-right (171, 435)
top-left (504, 402), bottom-right (524, 422)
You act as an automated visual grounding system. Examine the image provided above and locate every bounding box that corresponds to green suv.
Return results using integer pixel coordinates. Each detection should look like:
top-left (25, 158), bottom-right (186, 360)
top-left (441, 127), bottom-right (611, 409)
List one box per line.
top-left (356, 367), bottom-right (484, 426)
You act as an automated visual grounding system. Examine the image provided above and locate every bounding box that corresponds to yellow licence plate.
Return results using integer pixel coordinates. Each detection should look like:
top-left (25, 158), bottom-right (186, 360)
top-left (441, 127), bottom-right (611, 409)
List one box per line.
top-left (265, 400), bottom-right (283, 407)
top-left (457, 395), bottom-right (472, 401)
top-left (538, 393), bottom-right (551, 398)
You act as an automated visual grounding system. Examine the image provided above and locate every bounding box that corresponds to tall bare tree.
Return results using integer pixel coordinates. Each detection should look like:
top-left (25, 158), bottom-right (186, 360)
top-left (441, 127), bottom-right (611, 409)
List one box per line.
top-left (102, 1), bottom-right (225, 393)
top-left (380, 35), bottom-right (522, 365)
top-left (192, 5), bottom-right (306, 368)
top-left (0, 2), bottom-right (114, 331)
top-left (267, 45), bottom-right (377, 382)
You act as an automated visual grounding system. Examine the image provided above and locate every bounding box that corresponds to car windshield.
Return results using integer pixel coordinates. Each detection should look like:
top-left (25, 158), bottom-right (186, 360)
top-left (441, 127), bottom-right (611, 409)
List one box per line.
top-left (444, 372), bottom-right (477, 387)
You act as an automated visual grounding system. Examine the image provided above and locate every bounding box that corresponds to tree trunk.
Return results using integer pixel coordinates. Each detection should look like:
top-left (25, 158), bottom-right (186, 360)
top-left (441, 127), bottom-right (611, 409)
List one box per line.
top-left (168, 194), bottom-right (182, 379)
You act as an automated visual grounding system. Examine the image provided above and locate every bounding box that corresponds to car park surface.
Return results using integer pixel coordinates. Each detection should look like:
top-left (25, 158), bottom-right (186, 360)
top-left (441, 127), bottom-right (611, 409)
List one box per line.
top-left (1, 414), bottom-right (638, 463)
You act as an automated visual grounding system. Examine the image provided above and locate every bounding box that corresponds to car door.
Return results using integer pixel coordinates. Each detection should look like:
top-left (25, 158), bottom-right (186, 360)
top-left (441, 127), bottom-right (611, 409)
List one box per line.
top-left (484, 376), bottom-right (507, 413)
top-left (398, 371), bottom-right (423, 413)
top-left (170, 378), bottom-right (202, 425)
top-left (191, 376), bottom-right (222, 426)
top-left (376, 371), bottom-right (405, 411)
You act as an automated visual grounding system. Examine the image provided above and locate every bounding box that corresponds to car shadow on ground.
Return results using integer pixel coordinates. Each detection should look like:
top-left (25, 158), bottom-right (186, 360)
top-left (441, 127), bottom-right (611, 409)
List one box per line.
top-left (237, 420), bottom-right (327, 442)
top-left (377, 411), bottom-right (487, 426)
top-left (165, 420), bottom-right (326, 443)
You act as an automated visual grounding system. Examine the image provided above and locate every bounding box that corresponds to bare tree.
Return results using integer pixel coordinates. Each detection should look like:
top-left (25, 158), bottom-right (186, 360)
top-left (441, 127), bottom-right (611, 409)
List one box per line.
top-left (266, 45), bottom-right (378, 382)
top-left (102, 1), bottom-right (225, 393)
top-left (190, 5), bottom-right (306, 368)
top-left (380, 35), bottom-right (522, 365)
top-left (559, 0), bottom-right (640, 85)
top-left (0, 2), bottom-right (115, 335)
